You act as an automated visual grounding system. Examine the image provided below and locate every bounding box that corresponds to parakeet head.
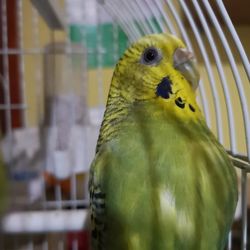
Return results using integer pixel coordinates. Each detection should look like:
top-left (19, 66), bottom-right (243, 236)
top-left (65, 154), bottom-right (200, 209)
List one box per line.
top-left (110, 33), bottom-right (201, 117)
top-left (97, 33), bottom-right (203, 151)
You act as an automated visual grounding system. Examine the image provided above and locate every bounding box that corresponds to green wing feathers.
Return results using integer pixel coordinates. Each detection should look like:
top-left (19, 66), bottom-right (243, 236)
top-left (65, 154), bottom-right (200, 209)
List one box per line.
top-left (89, 107), bottom-right (237, 250)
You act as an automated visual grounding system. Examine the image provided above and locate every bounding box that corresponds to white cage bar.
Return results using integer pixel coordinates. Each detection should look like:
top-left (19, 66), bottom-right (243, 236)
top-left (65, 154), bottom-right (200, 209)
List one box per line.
top-left (0, 1), bottom-right (249, 250)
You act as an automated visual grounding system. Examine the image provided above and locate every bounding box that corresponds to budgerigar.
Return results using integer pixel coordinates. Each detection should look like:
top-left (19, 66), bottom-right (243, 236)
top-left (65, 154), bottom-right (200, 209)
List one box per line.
top-left (89, 33), bottom-right (238, 250)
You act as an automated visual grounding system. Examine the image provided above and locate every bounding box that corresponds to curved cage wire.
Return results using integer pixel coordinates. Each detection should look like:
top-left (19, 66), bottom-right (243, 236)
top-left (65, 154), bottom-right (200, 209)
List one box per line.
top-left (0, 0), bottom-right (249, 249)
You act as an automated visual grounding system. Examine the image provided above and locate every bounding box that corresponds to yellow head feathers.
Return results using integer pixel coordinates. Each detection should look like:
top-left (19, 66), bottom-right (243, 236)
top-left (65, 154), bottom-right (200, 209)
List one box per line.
top-left (97, 33), bottom-right (203, 151)
top-left (111, 33), bottom-right (199, 107)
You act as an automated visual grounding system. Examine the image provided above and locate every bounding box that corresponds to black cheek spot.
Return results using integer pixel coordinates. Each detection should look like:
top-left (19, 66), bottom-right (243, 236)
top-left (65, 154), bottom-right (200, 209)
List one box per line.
top-left (175, 99), bottom-right (185, 109)
top-left (156, 77), bottom-right (173, 99)
top-left (177, 97), bottom-right (183, 103)
top-left (175, 98), bottom-right (185, 109)
top-left (189, 104), bottom-right (196, 112)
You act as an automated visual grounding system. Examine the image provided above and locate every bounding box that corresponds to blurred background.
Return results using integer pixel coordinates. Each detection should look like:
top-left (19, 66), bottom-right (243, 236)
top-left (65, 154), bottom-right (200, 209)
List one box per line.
top-left (0, 0), bottom-right (249, 249)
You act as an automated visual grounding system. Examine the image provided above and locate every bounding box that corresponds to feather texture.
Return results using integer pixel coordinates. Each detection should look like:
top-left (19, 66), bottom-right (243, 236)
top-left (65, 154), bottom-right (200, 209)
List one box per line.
top-left (89, 33), bottom-right (238, 250)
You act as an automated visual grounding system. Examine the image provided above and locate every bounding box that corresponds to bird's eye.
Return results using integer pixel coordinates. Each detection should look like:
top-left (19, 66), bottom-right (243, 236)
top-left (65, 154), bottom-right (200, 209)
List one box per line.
top-left (141, 47), bottom-right (162, 65)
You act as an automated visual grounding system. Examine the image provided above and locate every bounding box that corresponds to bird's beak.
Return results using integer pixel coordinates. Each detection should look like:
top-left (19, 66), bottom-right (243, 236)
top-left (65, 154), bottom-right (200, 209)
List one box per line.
top-left (173, 48), bottom-right (200, 90)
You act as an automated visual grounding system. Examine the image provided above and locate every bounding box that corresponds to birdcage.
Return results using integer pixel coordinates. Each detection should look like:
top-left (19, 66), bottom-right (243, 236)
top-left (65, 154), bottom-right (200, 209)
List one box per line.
top-left (0, 0), bottom-right (249, 250)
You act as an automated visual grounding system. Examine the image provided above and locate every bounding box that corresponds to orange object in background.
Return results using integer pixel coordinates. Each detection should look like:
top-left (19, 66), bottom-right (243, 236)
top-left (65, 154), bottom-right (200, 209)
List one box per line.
top-left (44, 171), bottom-right (88, 200)
top-left (44, 172), bottom-right (71, 195)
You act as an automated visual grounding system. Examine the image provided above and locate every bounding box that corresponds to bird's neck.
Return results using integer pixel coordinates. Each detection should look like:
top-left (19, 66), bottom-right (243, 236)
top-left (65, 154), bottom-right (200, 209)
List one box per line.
top-left (96, 92), bottom-right (130, 153)
top-left (96, 91), bottom-right (204, 153)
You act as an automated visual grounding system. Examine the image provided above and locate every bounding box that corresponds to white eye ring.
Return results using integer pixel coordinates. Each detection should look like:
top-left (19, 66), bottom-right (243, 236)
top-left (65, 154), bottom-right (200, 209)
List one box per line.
top-left (141, 47), bottom-right (162, 66)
